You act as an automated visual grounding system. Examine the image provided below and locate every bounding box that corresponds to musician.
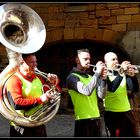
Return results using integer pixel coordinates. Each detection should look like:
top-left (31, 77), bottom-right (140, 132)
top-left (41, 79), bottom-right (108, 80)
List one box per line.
top-left (103, 52), bottom-right (139, 137)
top-left (6, 53), bottom-right (61, 137)
top-left (66, 48), bottom-right (108, 137)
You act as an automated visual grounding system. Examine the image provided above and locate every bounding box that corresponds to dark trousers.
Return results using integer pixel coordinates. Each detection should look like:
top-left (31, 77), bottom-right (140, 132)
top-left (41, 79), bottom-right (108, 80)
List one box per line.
top-left (74, 118), bottom-right (102, 137)
top-left (104, 111), bottom-right (137, 137)
top-left (10, 124), bottom-right (47, 137)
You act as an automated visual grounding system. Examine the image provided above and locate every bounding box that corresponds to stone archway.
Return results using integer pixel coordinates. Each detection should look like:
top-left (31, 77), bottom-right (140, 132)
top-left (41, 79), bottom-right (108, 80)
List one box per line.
top-left (37, 39), bottom-right (130, 85)
top-left (36, 39), bottom-right (130, 111)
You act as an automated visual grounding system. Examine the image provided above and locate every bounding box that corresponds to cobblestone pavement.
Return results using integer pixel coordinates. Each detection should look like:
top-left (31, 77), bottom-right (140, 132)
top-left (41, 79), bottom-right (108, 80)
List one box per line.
top-left (0, 113), bottom-right (75, 137)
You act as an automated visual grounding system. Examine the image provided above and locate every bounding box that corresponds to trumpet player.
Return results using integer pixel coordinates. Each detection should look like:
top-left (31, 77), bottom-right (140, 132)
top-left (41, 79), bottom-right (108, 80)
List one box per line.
top-left (66, 48), bottom-right (108, 137)
top-left (103, 52), bottom-right (139, 137)
top-left (5, 53), bottom-right (61, 137)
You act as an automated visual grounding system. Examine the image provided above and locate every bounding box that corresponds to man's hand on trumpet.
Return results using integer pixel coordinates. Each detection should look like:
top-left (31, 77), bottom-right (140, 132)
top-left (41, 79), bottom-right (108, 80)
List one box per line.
top-left (40, 89), bottom-right (58, 103)
top-left (120, 61), bottom-right (131, 71)
top-left (119, 61), bottom-right (139, 76)
top-left (116, 61), bottom-right (130, 75)
top-left (126, 65), bottom-right (139, 77)
top-left (95, 61), bottom-right (105, 74)
top-left (95, 61), bottom-right (107, 80)
top-left (47, 73), bottom-right (59, 85)
top-left (101, 67), bottom-right (108, 80)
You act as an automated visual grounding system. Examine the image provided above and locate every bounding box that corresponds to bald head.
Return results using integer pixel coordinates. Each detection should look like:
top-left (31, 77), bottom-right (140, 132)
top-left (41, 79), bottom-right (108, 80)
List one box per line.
top-left (104, 52), bottom-right (117, 61)
top-left (104, 52), bottom-right (119, 69)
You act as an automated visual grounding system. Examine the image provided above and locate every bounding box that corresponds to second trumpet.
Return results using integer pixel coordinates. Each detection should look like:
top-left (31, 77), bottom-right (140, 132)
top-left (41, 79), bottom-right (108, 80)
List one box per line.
top-left (88, 63), bottom-right (140, 76)
top-left (88, 64), bottom-right (114, 76)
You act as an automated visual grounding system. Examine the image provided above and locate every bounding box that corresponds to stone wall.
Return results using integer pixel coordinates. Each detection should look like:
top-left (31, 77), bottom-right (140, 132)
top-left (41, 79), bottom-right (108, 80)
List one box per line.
top-left (1, 3), bottom-right (140, 61)
top-left (0, 3), bottom-right (140, 109)
top-left (24, 3), bottom-right (140, 64)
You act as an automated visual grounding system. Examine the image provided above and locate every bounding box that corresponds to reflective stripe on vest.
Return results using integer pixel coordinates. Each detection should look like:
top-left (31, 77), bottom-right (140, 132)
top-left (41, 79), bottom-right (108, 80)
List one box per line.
top-left (68, 73), bottom-right (100, 120)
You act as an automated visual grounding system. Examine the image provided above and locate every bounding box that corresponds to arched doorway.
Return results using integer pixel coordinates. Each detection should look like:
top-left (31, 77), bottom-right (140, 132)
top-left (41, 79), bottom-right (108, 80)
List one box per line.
top-left (36, 40), bottom-right (131, 111)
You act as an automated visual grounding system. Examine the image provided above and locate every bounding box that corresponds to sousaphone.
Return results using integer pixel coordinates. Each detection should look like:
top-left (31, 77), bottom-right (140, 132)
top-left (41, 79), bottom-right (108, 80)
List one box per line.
top-left (0, 3), bottom-right (61, 127)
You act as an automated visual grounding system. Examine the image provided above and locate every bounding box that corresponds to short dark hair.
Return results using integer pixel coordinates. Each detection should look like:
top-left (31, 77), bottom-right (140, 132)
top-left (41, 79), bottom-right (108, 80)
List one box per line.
top-left (77, 48), bottom-right (90, 55)
top-left (22, 53), bottom-right (36, 61)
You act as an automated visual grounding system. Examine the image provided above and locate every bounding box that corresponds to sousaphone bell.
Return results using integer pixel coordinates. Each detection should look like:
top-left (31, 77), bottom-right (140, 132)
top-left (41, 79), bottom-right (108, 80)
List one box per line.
top-left (0, 3), bottom-right (61, 127)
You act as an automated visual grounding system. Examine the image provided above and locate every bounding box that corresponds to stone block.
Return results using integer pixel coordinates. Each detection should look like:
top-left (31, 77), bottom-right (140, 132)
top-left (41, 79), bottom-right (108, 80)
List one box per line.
top-left (125, 7), bottom-right (139, 15)
top-left (96, 9), bottom-right (110, 17)
top-left (111, 9), bottom-right (124, 16)
top-left (64, 28), bottom-right (75, 39)
top-left (48, 20), bottom-right (64, 27)
top-left (75, 28), bottom-right (85, 39)
top-left (132, 14), bottom-right (140, 23)
top-left (112, 24), bottom-right (126, 31)
top-left (117, 15), bottom-right (131, 23)
top-left (99, 16), bottom-right (116, 25)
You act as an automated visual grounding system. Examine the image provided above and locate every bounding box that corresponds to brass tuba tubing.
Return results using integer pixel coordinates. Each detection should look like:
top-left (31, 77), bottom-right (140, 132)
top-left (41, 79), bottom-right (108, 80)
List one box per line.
top-left (35, 67), bottom-right (48, 76)
top-left (0, 3), bottom-right (60, 127)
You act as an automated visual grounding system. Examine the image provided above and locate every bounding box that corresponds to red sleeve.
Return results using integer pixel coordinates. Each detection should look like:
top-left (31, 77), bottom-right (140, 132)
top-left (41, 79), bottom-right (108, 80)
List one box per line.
top-left (6, 75), bottom-right (43, 106)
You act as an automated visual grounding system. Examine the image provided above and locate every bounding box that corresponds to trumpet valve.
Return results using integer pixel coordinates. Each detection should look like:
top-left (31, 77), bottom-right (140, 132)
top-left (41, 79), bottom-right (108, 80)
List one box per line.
top-left (128, 65), bottom-right (139, 74)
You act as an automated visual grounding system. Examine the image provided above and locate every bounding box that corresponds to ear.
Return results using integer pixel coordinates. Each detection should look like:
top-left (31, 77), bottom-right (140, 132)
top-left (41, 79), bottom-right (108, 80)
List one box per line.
top-left (76, 57), bottom-right (80, 64)
top-left (20, 60), bottom-right (24, 65)
top-left (104, 59), bottom-right (107, 64)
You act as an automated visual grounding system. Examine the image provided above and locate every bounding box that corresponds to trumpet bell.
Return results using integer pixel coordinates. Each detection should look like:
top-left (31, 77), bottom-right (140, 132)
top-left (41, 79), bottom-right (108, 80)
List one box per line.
top-left (0, 3), bottom-right (46, 54)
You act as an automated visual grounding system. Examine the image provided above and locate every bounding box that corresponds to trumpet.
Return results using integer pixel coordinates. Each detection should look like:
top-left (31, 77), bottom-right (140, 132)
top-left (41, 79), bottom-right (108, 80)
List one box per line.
top-left (115, 64), bottom-right (139, 76)
top-left (88, 64), bottom-right (97, 72)
top-left (134, 65), bottom-right (140, 69)
top-left (116, 64), bottom-right (140, 70)
top-left (34, 67), bottom-right (61, 102)
top-left (88, 63), bottom-right (140, 76)
top-left (88, 64), bottom-right (115, 76)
